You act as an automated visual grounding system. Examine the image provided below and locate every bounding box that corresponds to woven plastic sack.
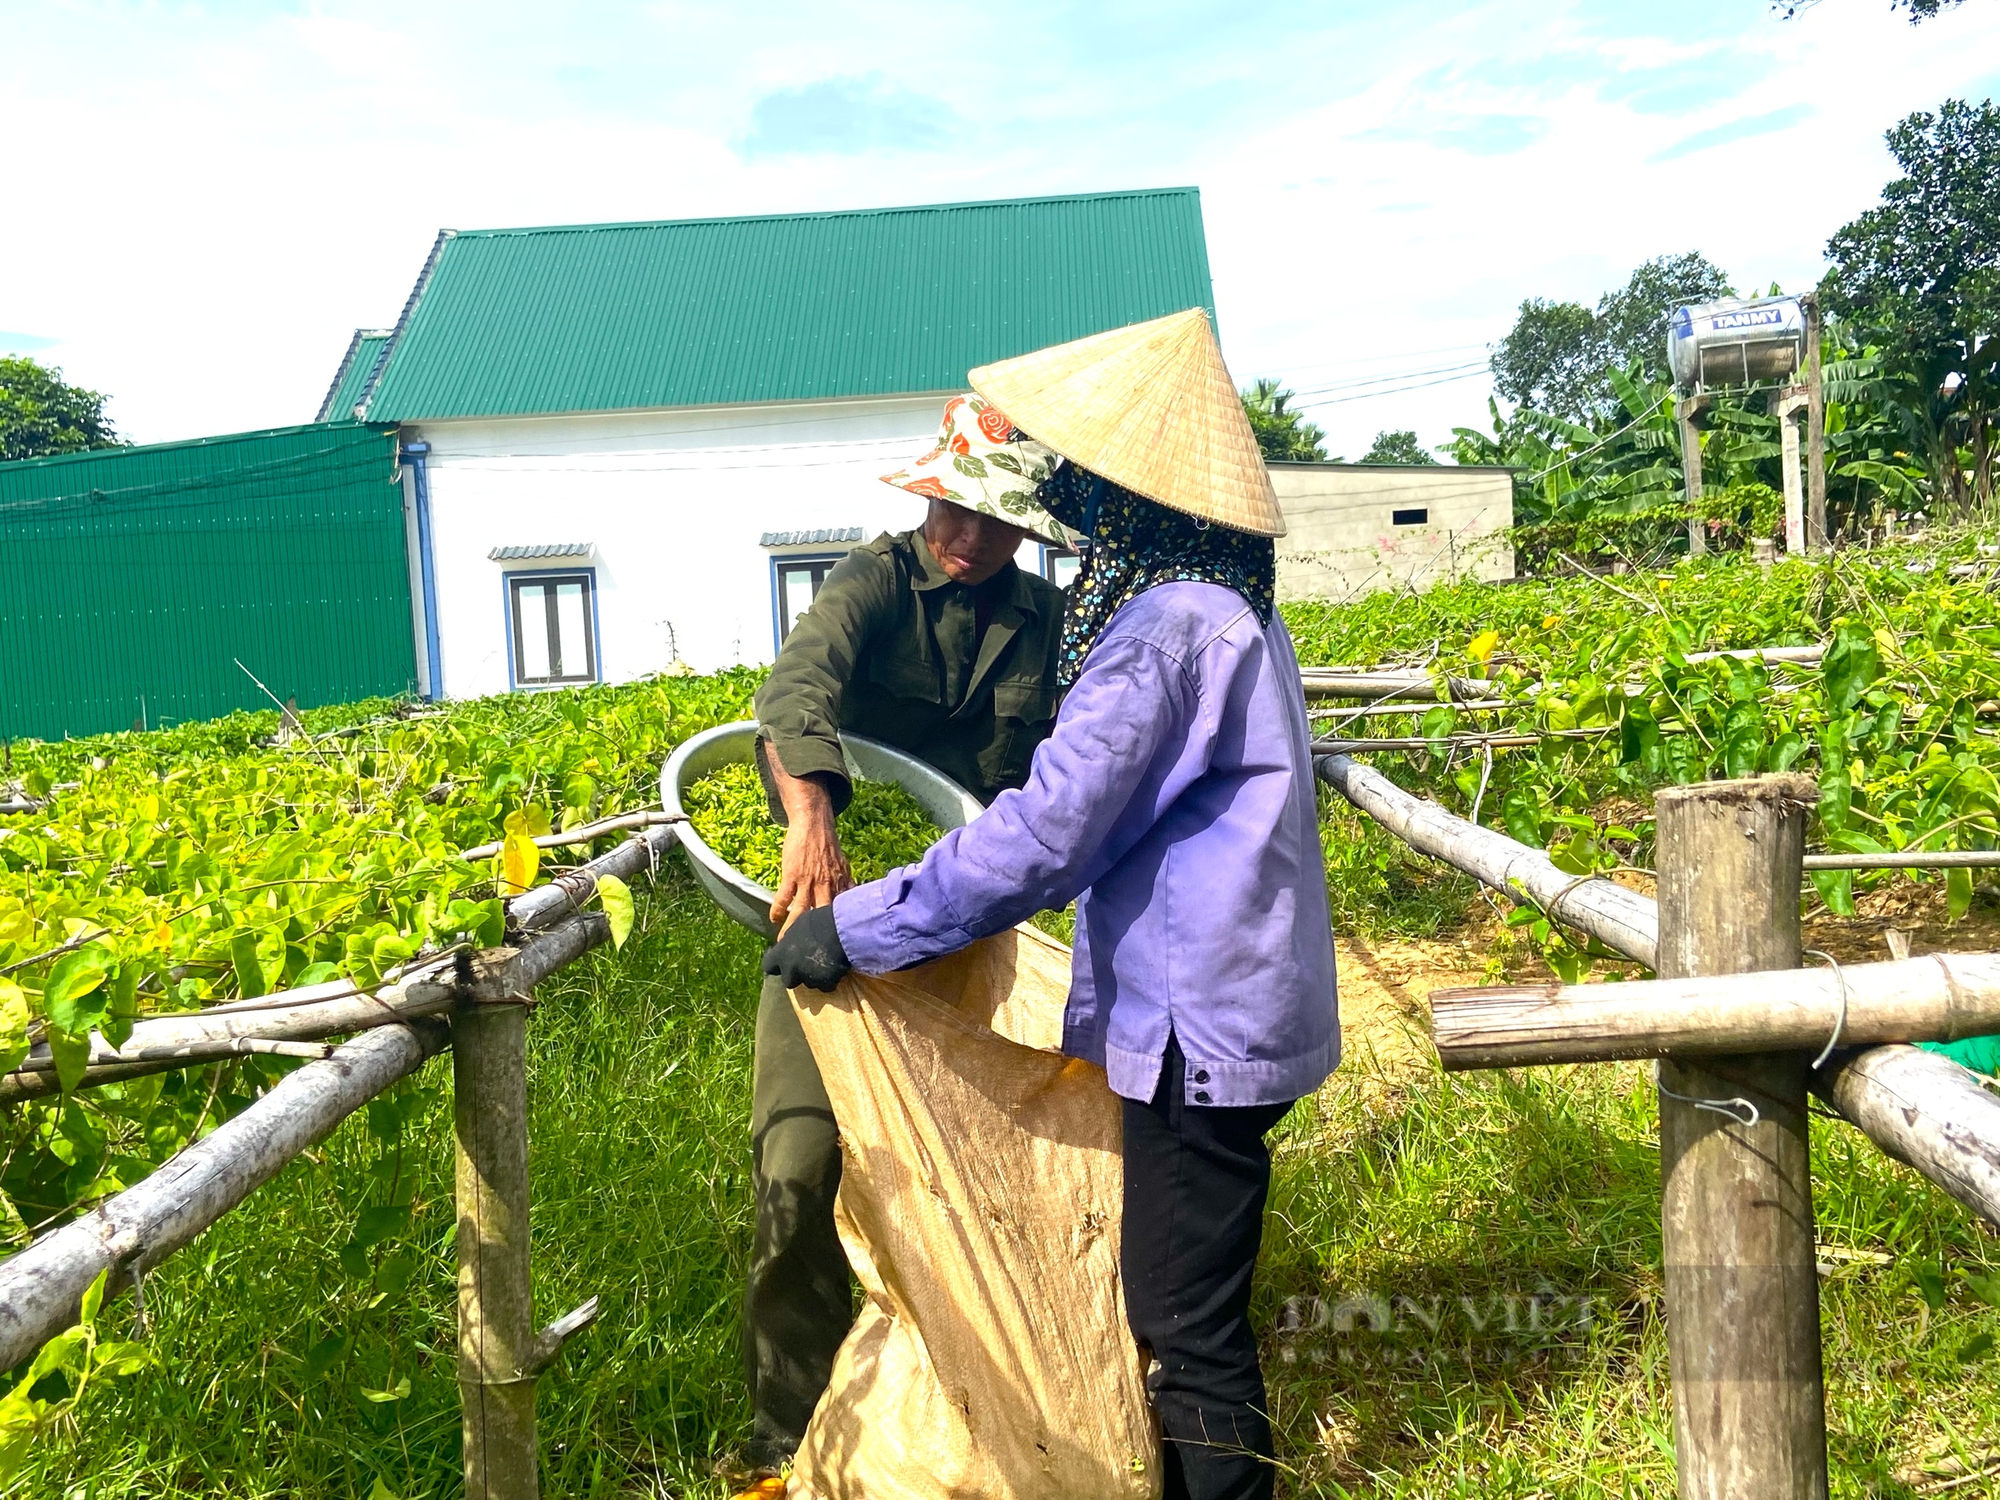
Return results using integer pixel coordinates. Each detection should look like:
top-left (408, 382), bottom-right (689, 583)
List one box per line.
top-left (788, 923), bottom-right (1161, 1500)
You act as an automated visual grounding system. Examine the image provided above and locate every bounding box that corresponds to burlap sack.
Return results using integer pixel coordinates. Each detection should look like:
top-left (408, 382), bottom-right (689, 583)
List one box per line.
top-left (789, 924), bottom-right (1161, 1500)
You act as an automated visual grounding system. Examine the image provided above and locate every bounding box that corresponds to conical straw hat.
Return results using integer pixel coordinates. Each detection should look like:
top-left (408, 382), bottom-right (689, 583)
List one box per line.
top-left (969, 308), bottom-right (1285, 538)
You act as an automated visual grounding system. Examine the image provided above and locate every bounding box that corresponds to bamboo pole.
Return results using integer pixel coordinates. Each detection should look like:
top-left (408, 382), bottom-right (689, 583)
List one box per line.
top-left (1316, 756), bottom-right (2000, 1233)
top-left (1429, 951), bottom-right (2000, 1068)
top-left (1315, 753), bottom-right (1659, 967)
top-left (1814, 1045), bottom-right (2000, 1227)
top-left (1298, 669), bottom-right (1493, 701)
top-left (1803, 849), bottom-right (2000, 870)
top-left (455, 958), bottom-right (538, 1499)
top-left (460, 808), bottom-right (683, 862)
top-left (450, 939), bottom-right (602, 1500)
top-left (508, 823), bottom-right (679, 933)
top-left (1653, 775), bottom-right (1827, 1500)
top-left (2, 898), bottom-right (611, 1103)
top-left (0, 1021), bottom-right (448, 1373)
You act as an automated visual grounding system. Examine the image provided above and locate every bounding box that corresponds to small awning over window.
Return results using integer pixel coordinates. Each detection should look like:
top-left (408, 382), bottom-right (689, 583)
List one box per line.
top-left (489, 543), bottom-right (592, 561)
top-left (760, 527), bottom-right (864, 548)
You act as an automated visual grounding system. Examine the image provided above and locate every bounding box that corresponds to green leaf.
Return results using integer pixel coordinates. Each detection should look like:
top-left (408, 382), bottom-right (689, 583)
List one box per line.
top-left (1948, 865), bottom-right (1974, 922)
top-left (349, 1203), bottom-right (410, 1250)
top-left (79, 1268), bottom-right (109, 1324)
top-left (357, 1374), bottom-right (411, 1404)
top-left (368, 1478), bottom-right (404, 1500)
top-left (375, 1250), bottom-right (416, 1299)
top-left (1502, 786), bottom-right (1544, 848)
top-left (1964, 1270), bottom-right (2000, 1308)
top-left (47, 1028), bottom-right (92, 1095)
top-left (0, 982), bottom-right (30, 1076)
top-left (1811, 869), bottom-right (1856, 918)
top-left (295, 961), bottom-right (341, 987)
top-left (101, 965), bottom-right (140, 1049)
top-left (42, 948), bottom-right (114, 1034)
top-left (303, 1331), bottom-right (350, 1380)
top-left (90, 1339), bottom-right (152, 1378)
top-left (1957, 1331), bottom-right (1995, 1363)
top-left (597, 874), bottom-right (634, 951)
top-left (1912, 1263), bottom-right (1947, 1311)
top-left (1823, 621), bottom-right (1881, 712)
top-left (230, 930), bottom-right (267, 1000)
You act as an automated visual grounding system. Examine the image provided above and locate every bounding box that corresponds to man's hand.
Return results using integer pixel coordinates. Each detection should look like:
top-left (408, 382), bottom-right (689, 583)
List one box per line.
top-left (766, 750), bottom-right (853, 928)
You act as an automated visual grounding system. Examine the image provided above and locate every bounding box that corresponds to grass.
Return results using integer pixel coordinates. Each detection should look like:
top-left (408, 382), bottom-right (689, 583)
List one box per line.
top-left (19, 872), bottom-right (765, 1497)
top-left (20, 882), bottom-right (2000, 1494)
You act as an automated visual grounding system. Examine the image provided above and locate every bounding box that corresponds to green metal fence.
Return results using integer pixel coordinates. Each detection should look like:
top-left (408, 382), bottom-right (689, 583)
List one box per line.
top-left (0, 422), bottom-right (415, 741)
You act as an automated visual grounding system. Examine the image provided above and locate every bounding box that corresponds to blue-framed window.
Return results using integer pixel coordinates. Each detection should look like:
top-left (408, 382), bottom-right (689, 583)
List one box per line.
top-left (505, 568), bottom-right (599, 687)
top-left (1040, 544), bottom-right (1081, 589)
top-left (771, 553), bottom-right (844, 651)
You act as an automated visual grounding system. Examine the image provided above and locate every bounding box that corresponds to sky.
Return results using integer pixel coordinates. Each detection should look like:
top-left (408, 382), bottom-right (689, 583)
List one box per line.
top-left (3, 0), bottom-right (1998, 458)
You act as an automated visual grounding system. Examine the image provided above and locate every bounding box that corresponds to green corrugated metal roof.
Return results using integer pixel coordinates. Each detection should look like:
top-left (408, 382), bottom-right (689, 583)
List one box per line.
top-left (0, 422), bottom-right (415, 739)
top-left (315, 330), bottom-right (392, 422)
top-left (359, 187), bottom-right (1215, 421)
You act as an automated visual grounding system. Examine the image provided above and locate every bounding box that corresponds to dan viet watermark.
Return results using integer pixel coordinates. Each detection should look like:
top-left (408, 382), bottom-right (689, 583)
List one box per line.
top-left (1274, 1284), bottom-right (1617, 1371)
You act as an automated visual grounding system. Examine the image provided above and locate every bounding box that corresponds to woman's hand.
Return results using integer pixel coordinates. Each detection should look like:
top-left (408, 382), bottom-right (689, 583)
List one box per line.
top-left (766, 752), bottom-right (853, 929)
top-left (762, 904), bottom-right (851, 993)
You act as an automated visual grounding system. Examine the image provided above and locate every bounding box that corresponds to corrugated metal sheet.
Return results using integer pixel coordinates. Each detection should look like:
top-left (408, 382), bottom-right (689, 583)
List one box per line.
top-left (0, 423), bottom-right (415, 740)
top-left (760, 527), bottom-right (865, 547)
top-left (314, 330), bottom-right (393, 422)
top-left (488, 543), bottom-right (591, 559)
top-left (363, 188), bottom-right (1215, 420)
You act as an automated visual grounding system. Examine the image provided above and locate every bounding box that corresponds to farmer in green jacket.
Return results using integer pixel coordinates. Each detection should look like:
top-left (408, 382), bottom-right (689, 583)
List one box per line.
top-left (741, 394), bottom-right (1069, 1476)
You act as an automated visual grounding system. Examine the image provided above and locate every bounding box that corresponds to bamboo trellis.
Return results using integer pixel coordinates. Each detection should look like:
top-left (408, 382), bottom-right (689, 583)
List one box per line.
top-left (0, 815), bottom-right (678, 1498)
top-left (1319, 751), bottom-right (2000, 1497)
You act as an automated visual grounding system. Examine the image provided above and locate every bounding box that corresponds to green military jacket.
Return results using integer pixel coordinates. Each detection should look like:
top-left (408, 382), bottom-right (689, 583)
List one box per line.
top-left (754, 529), bottom-right (1066, 806)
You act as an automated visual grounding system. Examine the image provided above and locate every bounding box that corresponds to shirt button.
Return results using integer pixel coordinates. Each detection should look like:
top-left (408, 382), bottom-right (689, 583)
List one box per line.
top-left (1193, 1090), bottom-right (1211, 1104)
top-left (1193, 1069), bottom-right (1210, 1085)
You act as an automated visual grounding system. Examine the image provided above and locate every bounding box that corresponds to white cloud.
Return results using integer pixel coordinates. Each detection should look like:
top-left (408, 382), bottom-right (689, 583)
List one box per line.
top-left (1, 0), bottom-right (1995, 460)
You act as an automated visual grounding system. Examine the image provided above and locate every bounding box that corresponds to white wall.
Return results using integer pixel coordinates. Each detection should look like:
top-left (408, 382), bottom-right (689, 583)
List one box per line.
top-left (409, 393), bottom-right (1030, 698)
top-left (1269, 462), bottom-right (1514, 605)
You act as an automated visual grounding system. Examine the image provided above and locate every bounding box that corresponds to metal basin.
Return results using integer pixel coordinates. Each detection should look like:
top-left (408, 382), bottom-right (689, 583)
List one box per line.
top-left (661, 720), bottom-right (985, 939)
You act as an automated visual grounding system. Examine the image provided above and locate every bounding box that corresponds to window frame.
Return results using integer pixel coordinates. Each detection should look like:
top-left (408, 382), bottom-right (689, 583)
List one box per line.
top-left (502, 567), bottom-right (601, 690)
top-left (1038, 544), bottom-right (1081, 588)
top-left (768, 552), bottom-right (847, 653)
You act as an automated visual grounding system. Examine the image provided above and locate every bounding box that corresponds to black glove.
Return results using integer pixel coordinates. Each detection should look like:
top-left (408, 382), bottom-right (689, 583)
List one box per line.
top-left (762, 904), bottom-right (852, 993)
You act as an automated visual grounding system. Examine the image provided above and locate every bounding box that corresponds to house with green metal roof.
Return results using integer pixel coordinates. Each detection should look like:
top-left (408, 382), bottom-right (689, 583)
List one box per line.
top-left (320, 187), bottom-right (1216, 693)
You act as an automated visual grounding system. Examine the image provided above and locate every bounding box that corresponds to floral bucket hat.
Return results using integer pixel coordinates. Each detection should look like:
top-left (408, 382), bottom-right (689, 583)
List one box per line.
top-left (880, 395), bottom-right (1066, 544)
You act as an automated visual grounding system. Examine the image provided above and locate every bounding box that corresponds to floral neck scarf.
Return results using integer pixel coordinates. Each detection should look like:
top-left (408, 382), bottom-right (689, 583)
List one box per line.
top-left (1037, 462), bottom-right (1276, 687)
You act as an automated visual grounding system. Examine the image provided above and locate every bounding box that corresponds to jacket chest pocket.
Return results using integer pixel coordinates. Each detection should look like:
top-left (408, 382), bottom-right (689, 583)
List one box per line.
top-left (986, 682), bottom-right (1061, 786)
top-left (864, 651), bottom-right (941, 706)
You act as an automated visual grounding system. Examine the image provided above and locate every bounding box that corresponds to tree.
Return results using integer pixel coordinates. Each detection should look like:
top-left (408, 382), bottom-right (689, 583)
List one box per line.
top-left (1240, 378), bottom-right (1330, 462)
top-left (1359, 429), bottom-right (1438, 465)
top-left (1596, 253), bottom-right (1735, 384)
top-left (1824, 98), bottom-right (2000, 513)
top-left (1490, 299), bottom-right (1600, 420)
top-left (0, 358), bottom-right (122, 462)
top-left (1491, 254), bottom-right (1734, 422)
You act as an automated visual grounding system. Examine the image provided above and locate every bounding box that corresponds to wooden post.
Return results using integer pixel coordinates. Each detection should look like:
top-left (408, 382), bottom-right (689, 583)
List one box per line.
top-left (1654, 775), bottom-right (1827, 1500)
top-left (1680, 396), bottom-right (1709, 556)
top-left (456, 960), bottom-right (539, 1500)
top-left (1805, 298), bottom-right (1828, 550)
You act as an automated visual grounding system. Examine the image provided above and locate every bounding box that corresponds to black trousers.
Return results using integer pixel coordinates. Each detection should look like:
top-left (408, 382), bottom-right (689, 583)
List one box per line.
top-left (1122, 1034), bottom-right (1293, 1500)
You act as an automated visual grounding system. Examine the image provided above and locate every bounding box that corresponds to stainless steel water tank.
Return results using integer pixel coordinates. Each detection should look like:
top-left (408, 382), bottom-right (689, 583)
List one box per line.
top-left (1668, 296), bottom-right (1805, 392)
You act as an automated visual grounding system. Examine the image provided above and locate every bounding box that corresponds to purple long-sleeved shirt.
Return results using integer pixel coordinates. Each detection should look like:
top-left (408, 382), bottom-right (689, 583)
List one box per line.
top-left (832, 580), bottom-right (1339, 1108)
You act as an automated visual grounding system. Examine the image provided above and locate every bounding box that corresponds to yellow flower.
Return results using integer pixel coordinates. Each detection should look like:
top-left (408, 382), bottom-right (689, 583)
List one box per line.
top-left (1541, 614), bottom-right (1558, 629)
top-left (1467, 630), bottom-right (1500, 665)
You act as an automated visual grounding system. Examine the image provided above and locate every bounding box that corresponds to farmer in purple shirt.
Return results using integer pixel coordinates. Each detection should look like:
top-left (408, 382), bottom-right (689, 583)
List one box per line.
top-left (765, 309), bottom-right (1339, 1500)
